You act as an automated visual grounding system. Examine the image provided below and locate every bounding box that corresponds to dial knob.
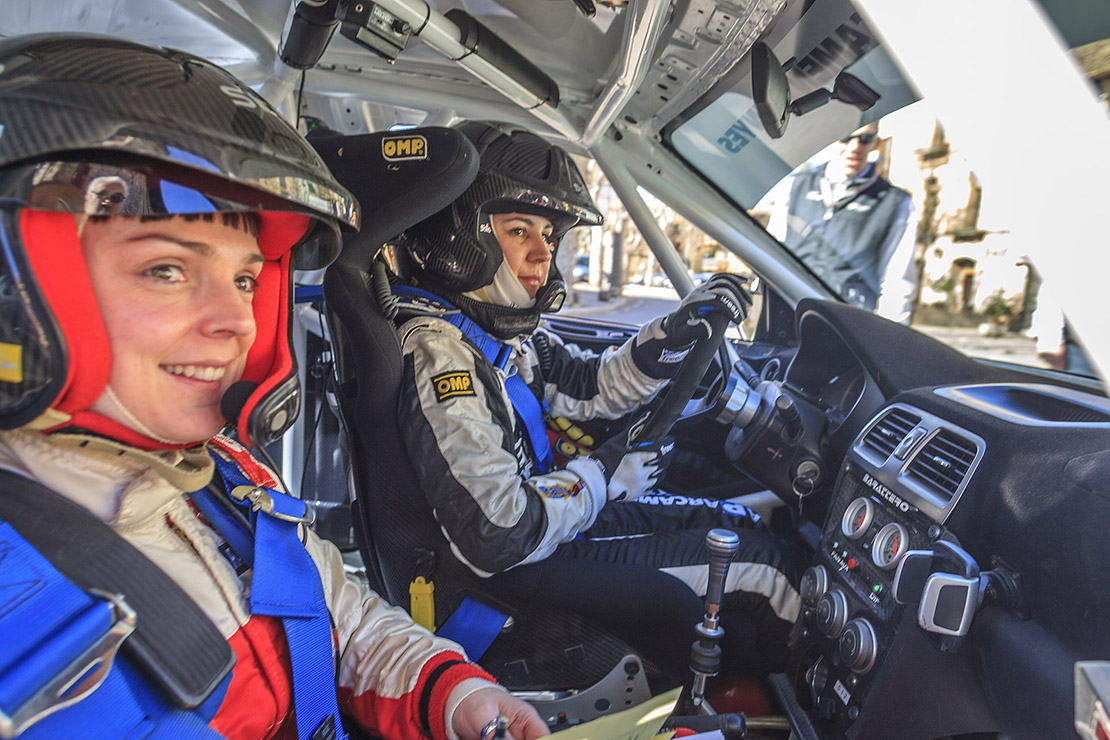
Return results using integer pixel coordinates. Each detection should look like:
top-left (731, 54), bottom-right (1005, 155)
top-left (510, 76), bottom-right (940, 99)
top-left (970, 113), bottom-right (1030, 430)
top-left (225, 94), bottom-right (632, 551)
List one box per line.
top-left (799, 565), bottom-right (829, 608)
top-left (839, 617), bottom-right (879, 674)
top-left (815, 589), bottom-right (849, 638)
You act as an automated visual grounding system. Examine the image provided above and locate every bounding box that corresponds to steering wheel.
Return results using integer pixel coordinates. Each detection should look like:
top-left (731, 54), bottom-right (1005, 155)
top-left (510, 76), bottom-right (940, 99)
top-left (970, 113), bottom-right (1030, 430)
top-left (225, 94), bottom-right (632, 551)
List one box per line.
top-left (628, 312), bottom-right (732, 445)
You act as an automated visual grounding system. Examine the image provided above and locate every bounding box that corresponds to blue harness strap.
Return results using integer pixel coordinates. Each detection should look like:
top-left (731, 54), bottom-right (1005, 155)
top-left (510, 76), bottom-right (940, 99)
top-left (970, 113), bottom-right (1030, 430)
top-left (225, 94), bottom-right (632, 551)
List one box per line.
top-left (435, 597), bottom-right (507, 660)
top-left (393, 285), bottom-right (554, 474)
top-left (199, 451), bottom-right (348, 740)
top-left (0, 523), bottom-right (228, 739)
top-left (502, 375), bottom-right (553, 475)
top-left (389, 286), bottom-right (521, 659)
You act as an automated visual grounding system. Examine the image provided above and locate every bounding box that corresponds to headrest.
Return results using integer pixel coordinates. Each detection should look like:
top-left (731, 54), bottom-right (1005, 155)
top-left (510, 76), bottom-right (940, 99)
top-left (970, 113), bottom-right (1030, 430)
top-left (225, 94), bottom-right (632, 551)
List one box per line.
top-left (308, 126), bottom-right (479, 266)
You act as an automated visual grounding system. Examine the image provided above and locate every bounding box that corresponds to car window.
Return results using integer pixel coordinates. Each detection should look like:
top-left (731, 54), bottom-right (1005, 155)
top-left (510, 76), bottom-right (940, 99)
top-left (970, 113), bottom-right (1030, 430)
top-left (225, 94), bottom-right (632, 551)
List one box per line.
top-left (665, 0), bottom-right (1103, 380)
top-left (556, 165), bottom-right (763, 339)
top-left (745, 102), bottom-right (1095, 375)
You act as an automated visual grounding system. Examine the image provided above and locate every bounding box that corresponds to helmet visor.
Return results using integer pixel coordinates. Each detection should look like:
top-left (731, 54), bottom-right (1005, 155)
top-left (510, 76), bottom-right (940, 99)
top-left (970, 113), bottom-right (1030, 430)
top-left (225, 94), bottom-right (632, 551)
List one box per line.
top-left (0, 156), bottom-right (347, 269)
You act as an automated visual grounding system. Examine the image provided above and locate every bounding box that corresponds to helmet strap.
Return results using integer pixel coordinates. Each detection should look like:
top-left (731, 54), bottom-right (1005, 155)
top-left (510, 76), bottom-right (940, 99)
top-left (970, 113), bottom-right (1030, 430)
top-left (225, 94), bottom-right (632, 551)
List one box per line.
top-left (465, 259), bottom-right (536, 309)
top-left (97, 384), bottom-right (194, 446)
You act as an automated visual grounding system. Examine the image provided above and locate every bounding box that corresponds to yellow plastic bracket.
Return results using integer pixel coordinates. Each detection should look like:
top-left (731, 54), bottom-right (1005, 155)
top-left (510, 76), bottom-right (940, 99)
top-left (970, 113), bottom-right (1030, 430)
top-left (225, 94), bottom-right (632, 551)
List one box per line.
top-left (547, 415), bottom-right (595, 449)
top-left (409, 576), bottom-right (436, 633)
top-left (0, 342), bottom-right (22, 383)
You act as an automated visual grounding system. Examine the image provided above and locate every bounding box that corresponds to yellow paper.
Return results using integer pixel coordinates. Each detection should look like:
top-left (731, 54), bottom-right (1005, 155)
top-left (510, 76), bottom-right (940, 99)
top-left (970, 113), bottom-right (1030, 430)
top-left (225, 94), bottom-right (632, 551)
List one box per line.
top-left (546, 688), bottom-right (682, 740)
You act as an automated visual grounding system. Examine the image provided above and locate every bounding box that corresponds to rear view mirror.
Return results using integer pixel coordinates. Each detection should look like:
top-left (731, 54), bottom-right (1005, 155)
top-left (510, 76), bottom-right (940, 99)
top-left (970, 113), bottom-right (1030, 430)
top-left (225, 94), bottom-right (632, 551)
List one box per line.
top-left (750, 43), bottom-right (880, 139)
top-left (751, 42), bottom-right (790, 139)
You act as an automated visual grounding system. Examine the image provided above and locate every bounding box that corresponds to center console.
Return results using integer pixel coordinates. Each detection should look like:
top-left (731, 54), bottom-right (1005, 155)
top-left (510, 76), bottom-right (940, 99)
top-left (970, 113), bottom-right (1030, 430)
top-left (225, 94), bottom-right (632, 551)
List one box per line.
top-left (782, 403), bottom-right (985, 737)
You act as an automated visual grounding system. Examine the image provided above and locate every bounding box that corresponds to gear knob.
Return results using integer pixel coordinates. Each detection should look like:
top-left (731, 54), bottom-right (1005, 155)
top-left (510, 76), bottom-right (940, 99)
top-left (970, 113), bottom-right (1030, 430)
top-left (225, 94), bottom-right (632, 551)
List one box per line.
top-left (704, 528), bottom-right (740, 614)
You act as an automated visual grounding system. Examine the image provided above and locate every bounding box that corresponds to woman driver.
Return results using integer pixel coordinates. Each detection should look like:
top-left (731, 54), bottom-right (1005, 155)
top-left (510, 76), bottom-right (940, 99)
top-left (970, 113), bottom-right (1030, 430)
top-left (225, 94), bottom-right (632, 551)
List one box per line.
top-left (390, 122), bottom-right (802, 684)
top-left (0, 34), bottom-right (546, 740)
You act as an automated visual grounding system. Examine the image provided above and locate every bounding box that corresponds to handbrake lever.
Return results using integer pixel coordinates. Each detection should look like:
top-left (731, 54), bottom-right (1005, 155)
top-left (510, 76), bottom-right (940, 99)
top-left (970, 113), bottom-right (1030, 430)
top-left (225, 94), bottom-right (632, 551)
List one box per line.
top-left (663, 713), bottom-right (747, 740)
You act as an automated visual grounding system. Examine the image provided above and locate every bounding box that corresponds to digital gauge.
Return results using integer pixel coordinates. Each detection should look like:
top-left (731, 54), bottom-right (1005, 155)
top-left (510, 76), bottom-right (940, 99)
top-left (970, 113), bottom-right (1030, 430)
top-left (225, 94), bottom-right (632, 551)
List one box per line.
top-left (871, 523), bottom-right (909, 570)
top-left (840, 497), bottom-right (874, 540)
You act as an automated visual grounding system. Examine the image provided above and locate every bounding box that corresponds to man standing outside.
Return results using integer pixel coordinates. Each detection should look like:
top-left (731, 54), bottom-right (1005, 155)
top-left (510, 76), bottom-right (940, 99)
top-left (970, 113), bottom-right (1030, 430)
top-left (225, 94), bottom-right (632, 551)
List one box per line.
top-left (768, 121), bottom-right (918, 323)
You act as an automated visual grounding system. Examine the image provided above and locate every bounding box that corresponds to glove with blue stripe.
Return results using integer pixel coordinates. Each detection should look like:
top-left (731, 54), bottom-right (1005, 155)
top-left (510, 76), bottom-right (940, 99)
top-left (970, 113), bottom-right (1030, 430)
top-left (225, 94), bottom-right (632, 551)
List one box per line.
top-left (662, 272), bottom-right (751, 343)
top-left (630, 273), bottom-right (752, 378)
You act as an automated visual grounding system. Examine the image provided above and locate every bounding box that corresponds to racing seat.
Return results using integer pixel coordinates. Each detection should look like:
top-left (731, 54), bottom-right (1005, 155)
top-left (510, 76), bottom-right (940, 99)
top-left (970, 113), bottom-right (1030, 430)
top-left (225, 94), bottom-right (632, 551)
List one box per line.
top-left (311, 127), bottom-right (704, 693)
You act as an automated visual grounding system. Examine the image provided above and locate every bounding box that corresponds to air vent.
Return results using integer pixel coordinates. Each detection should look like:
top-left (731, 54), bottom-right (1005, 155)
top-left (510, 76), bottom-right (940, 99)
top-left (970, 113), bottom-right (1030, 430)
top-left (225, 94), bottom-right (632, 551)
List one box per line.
top-left (906, 429), bottom-right (978, 501)
top-left (861, 408), bottom-right (921, 460)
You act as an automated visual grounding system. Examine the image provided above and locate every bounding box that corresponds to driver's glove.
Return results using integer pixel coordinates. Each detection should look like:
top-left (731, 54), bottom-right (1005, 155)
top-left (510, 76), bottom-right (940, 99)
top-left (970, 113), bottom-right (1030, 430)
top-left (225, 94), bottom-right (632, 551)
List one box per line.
top-left (592, 433), bottom-right (675, 502)
top-left (630, 273), bottom-right (752, 378)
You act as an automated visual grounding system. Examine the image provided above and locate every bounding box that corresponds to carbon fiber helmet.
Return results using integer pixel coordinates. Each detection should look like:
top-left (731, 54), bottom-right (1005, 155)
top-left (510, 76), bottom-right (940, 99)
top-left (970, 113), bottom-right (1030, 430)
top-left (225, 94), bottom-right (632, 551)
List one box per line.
top-left (0, 34), bottom-right (360, 449)
top-left (407, 122), bottom-right (602, 338)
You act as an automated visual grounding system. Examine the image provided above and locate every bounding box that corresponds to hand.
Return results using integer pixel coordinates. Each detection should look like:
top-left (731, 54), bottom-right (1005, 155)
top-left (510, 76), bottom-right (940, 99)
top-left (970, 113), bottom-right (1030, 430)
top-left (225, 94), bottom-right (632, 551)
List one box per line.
top-left (1038, 346), bottom-right (1068, 370)
top-left (630, 273), bottom-right (751, 379)
top-left (592, 432), bottom-right (675, 502)
top-left (661, 273), bottom-right (752, 346)
top-left (453, 687), bottom-right (550, 740)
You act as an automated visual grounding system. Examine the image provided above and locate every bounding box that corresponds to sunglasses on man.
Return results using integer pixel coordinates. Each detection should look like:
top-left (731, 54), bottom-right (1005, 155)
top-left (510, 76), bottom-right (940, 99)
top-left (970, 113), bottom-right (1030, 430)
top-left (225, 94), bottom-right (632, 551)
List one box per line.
top-left (839, 132), bottom-right (878, 145)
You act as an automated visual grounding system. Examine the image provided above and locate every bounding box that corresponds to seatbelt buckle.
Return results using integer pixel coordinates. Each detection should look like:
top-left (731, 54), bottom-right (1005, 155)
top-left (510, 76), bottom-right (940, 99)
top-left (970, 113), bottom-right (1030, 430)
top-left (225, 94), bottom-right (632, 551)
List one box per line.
top-left (230, 485), bottom-right (316, 526)
top-left (0, 591), bottom-right (136, 739)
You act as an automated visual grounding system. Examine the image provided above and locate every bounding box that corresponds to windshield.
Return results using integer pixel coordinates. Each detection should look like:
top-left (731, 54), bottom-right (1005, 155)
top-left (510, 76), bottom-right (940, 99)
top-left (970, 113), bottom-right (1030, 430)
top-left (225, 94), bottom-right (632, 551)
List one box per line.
top-left (667, 0), bottom-right (1104, 382)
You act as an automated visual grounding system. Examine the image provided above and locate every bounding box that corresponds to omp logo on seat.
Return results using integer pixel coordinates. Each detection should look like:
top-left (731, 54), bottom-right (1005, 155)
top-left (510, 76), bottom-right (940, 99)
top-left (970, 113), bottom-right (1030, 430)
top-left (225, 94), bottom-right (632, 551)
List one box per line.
top-left (382, 135), bottom-right (427, 161)
top-left (432, 371), bottom-right (475, 401)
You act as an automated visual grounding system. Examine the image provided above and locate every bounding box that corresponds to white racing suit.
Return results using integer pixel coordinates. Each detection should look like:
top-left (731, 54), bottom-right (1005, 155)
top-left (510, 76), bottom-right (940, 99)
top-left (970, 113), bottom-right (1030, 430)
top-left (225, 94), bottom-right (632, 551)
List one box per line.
top-left (397, 307), bottom-right (804, 676)
top-left (0, 428), bottom-right (498, 740)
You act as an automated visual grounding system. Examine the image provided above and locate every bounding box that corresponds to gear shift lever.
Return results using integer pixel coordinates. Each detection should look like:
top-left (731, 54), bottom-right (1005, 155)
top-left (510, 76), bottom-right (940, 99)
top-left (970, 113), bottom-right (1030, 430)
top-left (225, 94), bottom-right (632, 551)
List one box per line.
top-left (690, 528), bottom-right (740, 708)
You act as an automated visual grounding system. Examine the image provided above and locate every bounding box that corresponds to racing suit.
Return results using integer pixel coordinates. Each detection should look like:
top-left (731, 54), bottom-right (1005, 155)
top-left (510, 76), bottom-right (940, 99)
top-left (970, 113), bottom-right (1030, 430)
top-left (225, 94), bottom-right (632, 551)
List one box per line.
top-left (397, 302), bottom-right (803, 675)
top-left (0, 427), bottom-right (497, 740)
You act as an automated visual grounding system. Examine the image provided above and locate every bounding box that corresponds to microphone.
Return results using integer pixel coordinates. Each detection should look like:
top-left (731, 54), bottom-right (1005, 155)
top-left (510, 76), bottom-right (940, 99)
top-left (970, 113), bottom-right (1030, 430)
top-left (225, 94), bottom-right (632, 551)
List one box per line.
top-left (220, 380), bottom-right (258, 427)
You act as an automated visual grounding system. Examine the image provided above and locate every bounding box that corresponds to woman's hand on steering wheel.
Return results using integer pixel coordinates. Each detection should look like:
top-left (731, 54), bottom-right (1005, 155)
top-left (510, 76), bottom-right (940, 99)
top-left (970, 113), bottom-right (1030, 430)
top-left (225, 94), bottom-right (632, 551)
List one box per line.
top-left (629, 273), bottom-right (752, 380)
top-left (626, 273), bottom-right (753, 446)
top-left (661, 273), bottom-right (752, 345)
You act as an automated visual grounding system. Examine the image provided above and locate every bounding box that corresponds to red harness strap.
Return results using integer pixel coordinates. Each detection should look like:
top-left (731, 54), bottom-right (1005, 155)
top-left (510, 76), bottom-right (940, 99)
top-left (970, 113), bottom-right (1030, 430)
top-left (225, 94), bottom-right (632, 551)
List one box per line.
top-left (210, 434), bottom-right (279, 488)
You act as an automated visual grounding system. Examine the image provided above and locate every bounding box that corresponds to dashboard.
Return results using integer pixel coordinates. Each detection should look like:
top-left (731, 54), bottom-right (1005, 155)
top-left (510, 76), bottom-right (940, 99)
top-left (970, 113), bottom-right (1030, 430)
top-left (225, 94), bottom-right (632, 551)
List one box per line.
top-left (544, 298), bottom-right (1109, 738)
top-left (726, 300), bottom-right (1110, 740)
top-left (784, 312), bottom-right (872, 434)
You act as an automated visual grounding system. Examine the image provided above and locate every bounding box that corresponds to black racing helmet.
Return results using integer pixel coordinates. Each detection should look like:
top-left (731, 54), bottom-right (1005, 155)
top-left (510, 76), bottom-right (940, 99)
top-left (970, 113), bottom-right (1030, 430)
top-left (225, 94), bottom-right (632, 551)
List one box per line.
top-left (407, 122), bottom-right (602, 337)
top-left (0, 34), bottom-right (360, 449)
